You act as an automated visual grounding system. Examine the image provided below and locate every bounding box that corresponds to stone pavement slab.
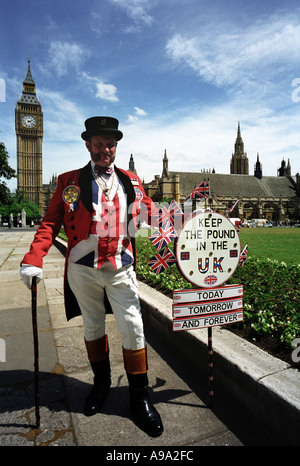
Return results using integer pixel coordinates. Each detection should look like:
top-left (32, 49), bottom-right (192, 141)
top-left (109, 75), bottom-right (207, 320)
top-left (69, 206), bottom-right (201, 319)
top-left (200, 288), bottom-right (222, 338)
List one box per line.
top-left (0, 230), bottom-right (283, 447)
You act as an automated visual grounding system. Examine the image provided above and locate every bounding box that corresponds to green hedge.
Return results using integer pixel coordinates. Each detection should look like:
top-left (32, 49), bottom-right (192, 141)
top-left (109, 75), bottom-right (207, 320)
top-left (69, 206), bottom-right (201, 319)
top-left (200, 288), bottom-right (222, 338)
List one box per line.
top-left (58, 229), bottom-right (299, 350)
top-left (136, 236), bottom-right (300, 350)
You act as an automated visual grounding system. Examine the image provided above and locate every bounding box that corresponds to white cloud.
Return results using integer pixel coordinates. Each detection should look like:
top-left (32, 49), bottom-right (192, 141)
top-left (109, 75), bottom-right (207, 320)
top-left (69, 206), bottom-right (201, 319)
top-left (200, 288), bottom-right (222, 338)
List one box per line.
top-left (134, 106), bottom-right (147, 116)
top-left (117, 97), bottom-right (300, 184)
top-left (81, 72), bottom-right (119, 102)
top-left (95, 80), bottom-right (119, 102)
top-left (44, 41), bottom-right (87, 78)
top-left (109, 0), bottom-right (154, 29)
top-left (127, 106), bottom-right (147, 122)
top-left (165, 14), bottom-right (300, 91)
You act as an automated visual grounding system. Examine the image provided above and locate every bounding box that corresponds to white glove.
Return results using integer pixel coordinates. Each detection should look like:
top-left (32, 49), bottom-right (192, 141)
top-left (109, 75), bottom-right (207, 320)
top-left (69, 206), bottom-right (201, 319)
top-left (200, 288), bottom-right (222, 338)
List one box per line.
top-left (20, 264), bottom-right (43, 290)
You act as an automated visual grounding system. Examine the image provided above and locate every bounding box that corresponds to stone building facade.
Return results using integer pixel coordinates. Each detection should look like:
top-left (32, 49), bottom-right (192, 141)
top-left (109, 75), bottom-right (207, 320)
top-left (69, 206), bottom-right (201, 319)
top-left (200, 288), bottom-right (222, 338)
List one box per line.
top-left (142, 124), bottom-right (300, 222)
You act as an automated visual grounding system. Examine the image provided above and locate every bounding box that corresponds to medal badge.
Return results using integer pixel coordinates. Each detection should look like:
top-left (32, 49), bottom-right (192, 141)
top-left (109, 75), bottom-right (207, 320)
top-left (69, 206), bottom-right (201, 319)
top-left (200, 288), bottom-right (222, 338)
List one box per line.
top-left (62, 185), bottom-right (80, 211)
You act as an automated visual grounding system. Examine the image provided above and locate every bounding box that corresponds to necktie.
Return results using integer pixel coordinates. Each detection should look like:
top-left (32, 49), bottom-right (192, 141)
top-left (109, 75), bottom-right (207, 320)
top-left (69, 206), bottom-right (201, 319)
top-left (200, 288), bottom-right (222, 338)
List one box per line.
top-left (94, 165), bottom-right (113, 176)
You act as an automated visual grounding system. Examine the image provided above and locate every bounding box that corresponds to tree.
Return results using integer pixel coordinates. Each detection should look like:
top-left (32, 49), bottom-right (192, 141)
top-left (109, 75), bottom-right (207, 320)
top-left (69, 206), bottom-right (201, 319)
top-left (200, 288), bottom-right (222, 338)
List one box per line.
top-left (0, 190), bottom-right (41, 220)
top-left (0, 141), bottom-right (16, 205)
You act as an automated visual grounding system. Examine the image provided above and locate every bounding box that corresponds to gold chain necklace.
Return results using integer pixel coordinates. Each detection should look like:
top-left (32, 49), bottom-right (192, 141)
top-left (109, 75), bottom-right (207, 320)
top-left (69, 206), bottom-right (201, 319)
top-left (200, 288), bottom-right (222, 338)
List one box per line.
top-left (92, 170), bottom-right (116, 202)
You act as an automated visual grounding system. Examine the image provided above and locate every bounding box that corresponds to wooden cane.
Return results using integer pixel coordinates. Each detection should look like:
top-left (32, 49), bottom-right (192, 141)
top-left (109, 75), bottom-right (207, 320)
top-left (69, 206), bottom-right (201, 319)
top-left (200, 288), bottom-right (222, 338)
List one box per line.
top-left (31, 276), bottom-right (40, 428)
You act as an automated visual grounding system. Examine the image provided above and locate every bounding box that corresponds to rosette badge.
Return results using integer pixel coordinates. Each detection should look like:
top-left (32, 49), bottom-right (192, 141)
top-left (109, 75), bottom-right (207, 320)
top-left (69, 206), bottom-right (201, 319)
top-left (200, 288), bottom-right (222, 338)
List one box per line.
top-left (62, 185), bottom-right (81, 211)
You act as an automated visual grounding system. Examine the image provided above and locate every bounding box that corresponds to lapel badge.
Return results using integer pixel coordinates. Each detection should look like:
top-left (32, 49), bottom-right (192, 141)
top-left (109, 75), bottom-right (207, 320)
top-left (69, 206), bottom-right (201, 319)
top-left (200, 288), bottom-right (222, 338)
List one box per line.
top-left (63, 185), bottom-right (80, 211)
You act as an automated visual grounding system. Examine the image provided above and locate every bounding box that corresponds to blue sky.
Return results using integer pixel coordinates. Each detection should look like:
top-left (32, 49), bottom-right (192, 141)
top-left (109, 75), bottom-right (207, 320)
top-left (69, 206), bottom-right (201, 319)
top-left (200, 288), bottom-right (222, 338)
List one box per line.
top-left (1, 0), bottom-right (299, 191)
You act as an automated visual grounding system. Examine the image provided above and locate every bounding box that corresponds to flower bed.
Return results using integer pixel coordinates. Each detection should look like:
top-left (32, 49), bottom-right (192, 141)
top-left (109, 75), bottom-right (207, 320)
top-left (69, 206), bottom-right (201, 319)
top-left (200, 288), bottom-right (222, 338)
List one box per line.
top-left (136, 235), bottom-right (300, 364)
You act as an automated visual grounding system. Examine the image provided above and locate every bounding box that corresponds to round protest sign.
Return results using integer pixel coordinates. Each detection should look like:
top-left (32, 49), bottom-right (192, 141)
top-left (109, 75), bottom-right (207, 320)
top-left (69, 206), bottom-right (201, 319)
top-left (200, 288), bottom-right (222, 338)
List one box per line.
top-left (175, 211), bottom-right (241, 288)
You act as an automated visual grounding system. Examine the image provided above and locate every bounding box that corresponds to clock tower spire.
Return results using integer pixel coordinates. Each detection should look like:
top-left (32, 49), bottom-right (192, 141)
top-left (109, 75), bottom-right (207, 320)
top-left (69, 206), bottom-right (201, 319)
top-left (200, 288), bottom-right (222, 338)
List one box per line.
top-left (15, 57), bottom-right (44, 213)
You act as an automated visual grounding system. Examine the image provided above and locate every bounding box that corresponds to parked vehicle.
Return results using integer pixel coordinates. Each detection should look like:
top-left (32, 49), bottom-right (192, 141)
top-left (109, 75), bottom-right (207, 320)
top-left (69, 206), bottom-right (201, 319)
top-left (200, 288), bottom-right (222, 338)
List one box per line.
top-left (250, 219), bottom-right (273, 227)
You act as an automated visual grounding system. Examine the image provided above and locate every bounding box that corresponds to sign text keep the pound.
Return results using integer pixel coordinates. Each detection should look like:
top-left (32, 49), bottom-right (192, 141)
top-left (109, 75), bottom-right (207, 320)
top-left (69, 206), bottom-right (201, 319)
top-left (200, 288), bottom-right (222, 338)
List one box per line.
top-left (176, 211), bottom-right (241, 288)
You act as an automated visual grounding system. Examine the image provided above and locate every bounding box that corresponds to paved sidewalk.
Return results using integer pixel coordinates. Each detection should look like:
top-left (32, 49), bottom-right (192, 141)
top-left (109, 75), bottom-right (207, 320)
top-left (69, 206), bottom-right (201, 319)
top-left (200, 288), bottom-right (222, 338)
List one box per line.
top-left (0, 230), bottom-right (285, 447)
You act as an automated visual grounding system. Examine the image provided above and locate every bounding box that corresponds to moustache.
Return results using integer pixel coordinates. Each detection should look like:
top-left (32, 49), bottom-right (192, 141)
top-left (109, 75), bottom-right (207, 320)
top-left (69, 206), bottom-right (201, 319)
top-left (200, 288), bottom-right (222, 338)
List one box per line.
top-left (91, 151), bottom-right (113, 162)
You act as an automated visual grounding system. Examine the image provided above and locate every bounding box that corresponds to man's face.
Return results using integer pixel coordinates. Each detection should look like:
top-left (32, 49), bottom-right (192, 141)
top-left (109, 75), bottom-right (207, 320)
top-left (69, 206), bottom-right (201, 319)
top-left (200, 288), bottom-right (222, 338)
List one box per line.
top-left (86, 135), bottom-right (117, 167)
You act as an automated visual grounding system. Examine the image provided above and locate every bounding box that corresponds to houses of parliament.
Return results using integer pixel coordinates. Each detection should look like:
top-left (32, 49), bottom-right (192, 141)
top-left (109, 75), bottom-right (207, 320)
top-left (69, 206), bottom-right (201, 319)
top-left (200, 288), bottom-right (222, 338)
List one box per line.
top-left (16, 60), bottom-right (300, 222)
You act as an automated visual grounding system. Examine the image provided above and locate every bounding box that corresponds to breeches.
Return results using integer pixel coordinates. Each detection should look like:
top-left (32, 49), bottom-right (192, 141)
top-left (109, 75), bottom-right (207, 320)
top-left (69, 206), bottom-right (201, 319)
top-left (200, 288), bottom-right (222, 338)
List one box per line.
top-left (67, 261), bottom-right (145, 350)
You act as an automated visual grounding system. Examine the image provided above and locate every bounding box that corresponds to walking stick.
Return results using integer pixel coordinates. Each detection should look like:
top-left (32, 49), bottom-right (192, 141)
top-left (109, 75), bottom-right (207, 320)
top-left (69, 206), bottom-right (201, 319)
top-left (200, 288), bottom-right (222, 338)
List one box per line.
top-left (31, 276), bottom-right (40, 428)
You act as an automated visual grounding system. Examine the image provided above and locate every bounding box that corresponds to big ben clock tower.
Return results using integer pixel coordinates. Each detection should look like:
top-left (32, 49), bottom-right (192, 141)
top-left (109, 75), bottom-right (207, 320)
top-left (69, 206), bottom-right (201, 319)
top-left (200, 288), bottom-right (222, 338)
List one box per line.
top-left (15, 58), bottom-right (43, 213)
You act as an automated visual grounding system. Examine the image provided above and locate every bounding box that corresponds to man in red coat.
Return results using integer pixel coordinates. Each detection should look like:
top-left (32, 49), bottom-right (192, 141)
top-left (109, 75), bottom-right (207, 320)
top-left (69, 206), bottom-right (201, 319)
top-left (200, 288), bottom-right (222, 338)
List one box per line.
top-left (20, 116), bottom-right (163, 437)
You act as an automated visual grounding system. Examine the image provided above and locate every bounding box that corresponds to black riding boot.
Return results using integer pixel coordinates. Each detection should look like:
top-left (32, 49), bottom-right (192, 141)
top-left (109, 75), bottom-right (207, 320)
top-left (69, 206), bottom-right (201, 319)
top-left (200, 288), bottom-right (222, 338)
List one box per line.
top-left (84, 357), bottom-right (111, 416)
top-left (127, 372), bottom-right (163, 437)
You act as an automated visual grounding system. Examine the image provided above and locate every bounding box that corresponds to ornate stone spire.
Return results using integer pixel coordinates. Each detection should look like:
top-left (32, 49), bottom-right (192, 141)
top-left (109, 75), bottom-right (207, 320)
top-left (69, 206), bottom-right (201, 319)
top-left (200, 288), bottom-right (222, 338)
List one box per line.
top-left (254, 153), bottom-right (262, 179)
top-left (128, 154), bottom-right (137, 174)
top-left (230, 122), bottom-right (249, 175)
top-left (24, 56), bottom-right (35, 85)
top-left (162, 149), bottom-right (169, 177)
top-left (18, 57), bottom-right (40, 104)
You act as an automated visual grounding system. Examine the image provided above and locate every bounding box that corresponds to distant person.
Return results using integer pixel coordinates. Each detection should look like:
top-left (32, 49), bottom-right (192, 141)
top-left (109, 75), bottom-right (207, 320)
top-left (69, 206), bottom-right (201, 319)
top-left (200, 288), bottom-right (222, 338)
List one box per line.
top-left (20, 116), bottom-right (163, 437)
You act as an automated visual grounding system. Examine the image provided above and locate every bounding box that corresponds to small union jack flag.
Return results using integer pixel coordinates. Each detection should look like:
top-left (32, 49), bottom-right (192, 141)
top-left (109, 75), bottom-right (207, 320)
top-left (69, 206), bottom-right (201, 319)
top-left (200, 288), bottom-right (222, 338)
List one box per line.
top-left (239, 243), bottom-right (248, 267)
top-left (149, 224), bottom-right (176, 250)
top-left (180, 251), bottom-right (190, 260)
top-left (236, 220), bottom-right (243, 232)
top-left (155, 200), bottom-right (183, 230)
top-left (204, 275), bottom-right (218, 286)
top-left (185, 181), bottom-right (210, 201)
top-left (147, 247), bottom-right (177, 275)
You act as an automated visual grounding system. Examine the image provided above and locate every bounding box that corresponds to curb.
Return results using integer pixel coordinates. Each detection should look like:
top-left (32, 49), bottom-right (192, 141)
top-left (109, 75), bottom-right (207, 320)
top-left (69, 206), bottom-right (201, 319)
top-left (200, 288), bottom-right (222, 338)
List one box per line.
top-left (54, 237), bottom-right (300, 445)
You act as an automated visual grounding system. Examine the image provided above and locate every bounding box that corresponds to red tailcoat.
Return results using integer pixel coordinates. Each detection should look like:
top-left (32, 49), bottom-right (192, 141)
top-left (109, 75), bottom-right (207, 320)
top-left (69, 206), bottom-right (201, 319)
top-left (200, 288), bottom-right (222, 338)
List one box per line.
top-left (21, 162), bottom-right (156, 320)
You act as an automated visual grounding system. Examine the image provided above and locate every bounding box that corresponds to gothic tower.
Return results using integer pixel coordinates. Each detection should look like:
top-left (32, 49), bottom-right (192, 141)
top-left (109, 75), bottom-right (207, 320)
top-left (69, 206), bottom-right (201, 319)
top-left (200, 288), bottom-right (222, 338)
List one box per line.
top-left (230, 122), bottom-right (249, 175)
top-left (128, 154), bottom-right (137, 174)
top-left (254, 153), bottom-right (262, 179)
top-left (15, 58), bottom-right (43, 212)
top-left (162, 149), bottom-right (169, 177)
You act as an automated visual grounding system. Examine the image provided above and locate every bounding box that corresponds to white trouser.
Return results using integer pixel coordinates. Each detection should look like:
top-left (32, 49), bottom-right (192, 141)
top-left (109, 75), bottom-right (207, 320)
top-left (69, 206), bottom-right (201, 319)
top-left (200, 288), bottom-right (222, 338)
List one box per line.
top-left (67, 261), bottom-right (145, 350)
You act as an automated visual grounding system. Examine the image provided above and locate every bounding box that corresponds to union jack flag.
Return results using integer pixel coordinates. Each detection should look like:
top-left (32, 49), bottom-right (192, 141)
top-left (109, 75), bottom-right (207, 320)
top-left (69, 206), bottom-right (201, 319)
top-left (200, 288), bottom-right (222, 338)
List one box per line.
top-left (180, 251), bottom-right (190, 260)
top-left (236, 220), bottom-right (243, 232)
top-left (147, 247), bottom-right (177, 275)
top-left (225, 198), bottom-right (240, 217)
top-left (149, 224), bottom-right (176, 250)
top-left (239, 243), bottom-right (248, 267)
top-left (204, 275), bottom-right (218, 286)
top-left (185, 181), bottom-right (210, 201)
top-left (155, 200), bottom-right (183, 232)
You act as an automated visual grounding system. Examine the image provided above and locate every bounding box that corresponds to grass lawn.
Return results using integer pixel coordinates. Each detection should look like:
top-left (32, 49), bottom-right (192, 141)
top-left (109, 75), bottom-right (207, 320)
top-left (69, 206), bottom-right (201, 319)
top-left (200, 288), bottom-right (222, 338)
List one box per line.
top-left (238, 227), bottom-right (300, 266)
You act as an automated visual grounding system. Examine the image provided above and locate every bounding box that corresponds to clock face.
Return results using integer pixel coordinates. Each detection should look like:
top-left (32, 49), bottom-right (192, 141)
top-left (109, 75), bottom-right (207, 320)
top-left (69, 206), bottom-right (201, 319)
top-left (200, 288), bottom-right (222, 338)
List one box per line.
top-left (22, 115), bottom-right (36, 128)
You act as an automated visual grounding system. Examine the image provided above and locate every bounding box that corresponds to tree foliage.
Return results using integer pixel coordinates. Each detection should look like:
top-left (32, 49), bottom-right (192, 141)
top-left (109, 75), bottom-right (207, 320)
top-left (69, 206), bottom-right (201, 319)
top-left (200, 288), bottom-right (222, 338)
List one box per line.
top-left (0, 141), bottom-right (16, 205)
top-left (0, 190), bottom-right (41, 219)
top-left (0, 141), bottom-right (41, 220)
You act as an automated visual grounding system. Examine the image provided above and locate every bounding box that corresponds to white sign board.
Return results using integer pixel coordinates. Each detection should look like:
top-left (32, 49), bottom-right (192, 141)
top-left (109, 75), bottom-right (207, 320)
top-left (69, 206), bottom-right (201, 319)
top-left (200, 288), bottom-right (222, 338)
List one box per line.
top-left (173, 310), bottom-right (244, 331)
top-left (176, 211), bottom-right (241, 288)
top-left (173, 284), bottom-right (243, 304)
top-left (173, 297), bottom-right (243, 318)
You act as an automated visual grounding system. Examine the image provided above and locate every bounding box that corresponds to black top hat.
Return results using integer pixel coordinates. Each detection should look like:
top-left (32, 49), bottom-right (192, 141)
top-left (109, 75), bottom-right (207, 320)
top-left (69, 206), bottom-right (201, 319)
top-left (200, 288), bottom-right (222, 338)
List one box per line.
top-left (81, 116), bottom-right (123, 141)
